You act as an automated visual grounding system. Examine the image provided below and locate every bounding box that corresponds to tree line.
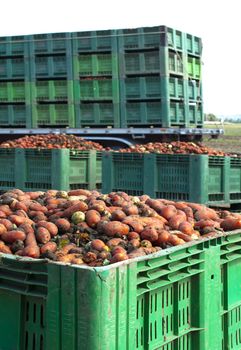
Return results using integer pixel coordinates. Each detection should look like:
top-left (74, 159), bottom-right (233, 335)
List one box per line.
top-left (205, 114), bottom-right (241, 123)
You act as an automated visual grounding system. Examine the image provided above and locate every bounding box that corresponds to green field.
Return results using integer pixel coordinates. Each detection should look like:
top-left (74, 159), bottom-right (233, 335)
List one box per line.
top-left (204, 123), bottom-right (241, 153)
top-left (205, 123), bottom-right (241, 136)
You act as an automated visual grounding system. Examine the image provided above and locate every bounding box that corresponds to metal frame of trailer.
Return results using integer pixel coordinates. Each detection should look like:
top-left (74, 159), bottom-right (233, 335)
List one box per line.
top-left (0, 127), bottom-right (223, 135)
top-left (0, 128), bottom-right (223, 146)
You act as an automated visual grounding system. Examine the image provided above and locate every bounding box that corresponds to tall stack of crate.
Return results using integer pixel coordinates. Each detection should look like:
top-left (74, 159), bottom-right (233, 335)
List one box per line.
top-left (0, 35), bottom-right (31, 127)
top-left (118, 26), bottom-right (203, 127)
top-left (185, 33), bottom-right (203, 126)
top-left (29, 33), bottom-right (75, 127)
top-left (0, 26), bottom-right (204, 128)
top-left (72, 30), bottom-right (120, 127)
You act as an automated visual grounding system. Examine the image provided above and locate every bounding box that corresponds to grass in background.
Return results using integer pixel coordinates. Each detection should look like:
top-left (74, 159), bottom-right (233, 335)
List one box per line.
top-left (203, 123), bottom-right (241, 153)
top-left (205, 123), bottom-right (241, 136)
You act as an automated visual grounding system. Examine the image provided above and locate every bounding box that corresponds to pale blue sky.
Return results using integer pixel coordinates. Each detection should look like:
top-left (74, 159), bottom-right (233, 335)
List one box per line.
top-left (1, 0), bottom-right (240, 116)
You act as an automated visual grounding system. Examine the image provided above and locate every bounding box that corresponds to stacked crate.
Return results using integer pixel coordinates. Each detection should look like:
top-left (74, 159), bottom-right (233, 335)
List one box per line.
top-left (185, 33), bottom-right (203, 126)
top-left (29, 33), bottom-right (75, 127)
top-left (0, 35), bottom-right (31, 127)
top-left (72, 30), bottom-right (120, 127)
top-left (0, 26), bottom-right (203, 128)
top-left (118, 26), bottom-right (203, 127)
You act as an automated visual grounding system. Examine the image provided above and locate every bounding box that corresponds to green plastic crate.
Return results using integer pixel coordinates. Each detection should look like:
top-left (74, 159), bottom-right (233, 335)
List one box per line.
top-left (68, 150), bottom-right (102, 190)
top-left (118, 26), bottom-right (185, 52)
top-left (120, 101), bottom-right (164, 126)
top-left (169, 101), bottom-right (186, 124)
top-left (0, 57), bottom-right (30, 79)
top-left (0, 104), bottom-right (31, 127)
top-left (189, 102), bottom-right (204, 126)
top-left (119, 50), bottom-right (161, 76)
top-left (187, 56), bottom-right (201, 79)
top-left (229, 157), bottom-right (241, 203)
top-left (168, 50), bottom-right (184, 75)
top-left (75, 102), bottom-right (120, 127)
top-left (31, 80), bottom-right (74, 102)
top-left (186, 33), bottom-right (202, 56)
top-left (121, 76), bottom-right (161, 99)
top-left (120, 76), bottom-right (185, 100)
top-left (188, 79), bottom-right (202, 101)
top-left (31, 103), bottom-right (75, 127)
top-left (0, 81), bottom-right (31, 103)
top-left (73, 53), bottom-right (118, 78)
top-left (0, 230), bottom-right (241, 349)
top-left (169, 77), bottom-right (186, 99)
top-left (118, 27), bottom-right (160, 50)
top-left (102, 153), bottom-right (230, 206)
top-left (0, 148), bottom-right (101, 191)
top-left (72, 30), bottom-right (118, 52)
top-left (166, 27), bottom-right (185, 51)
top-left (29, 33), bottom-right (72, 54)
top-left (0, 35), bottom-right (29, 56)
top-left (119, 49), bottom-right (183, 76)
top-left (120, 100), bottom-right (189, 127)
top-left (74, 78), bottom-right (119, 102)
top-left (0, 149), bottom-right (15, 188)
top-left (30, 55), bottom-right (72, 79)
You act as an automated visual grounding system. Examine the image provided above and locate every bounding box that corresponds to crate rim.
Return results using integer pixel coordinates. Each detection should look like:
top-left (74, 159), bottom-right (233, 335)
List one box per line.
top-left (0, 147), bottom-right (98, 152)
top-left (104, 150), bottom-right (224, 158)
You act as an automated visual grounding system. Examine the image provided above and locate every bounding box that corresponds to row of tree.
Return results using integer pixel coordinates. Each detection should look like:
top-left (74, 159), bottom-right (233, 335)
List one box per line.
top-left (205, 114), bottom-right (241, 123)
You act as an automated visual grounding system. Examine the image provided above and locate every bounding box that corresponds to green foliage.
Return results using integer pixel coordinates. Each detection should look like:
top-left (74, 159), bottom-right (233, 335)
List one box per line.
top-left (224, 118), bottom-right (241, 123)
top-left (205, 113), bottom-right (219, 121)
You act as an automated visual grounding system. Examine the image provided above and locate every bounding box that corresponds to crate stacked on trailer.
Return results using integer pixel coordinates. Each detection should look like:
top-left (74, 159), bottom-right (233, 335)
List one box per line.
top-left (72, 30), bottom-right (120, 128)
top-left (118, 26), bottom-right (203, 128)
top-left (0, 26), bottom-right (206, 132)
top-left (0, 35), bottom-right (31, 127)
top-left (185, 32), bottom-right (203, 126)
top-left (29, 33), bottom-right (75, 128)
